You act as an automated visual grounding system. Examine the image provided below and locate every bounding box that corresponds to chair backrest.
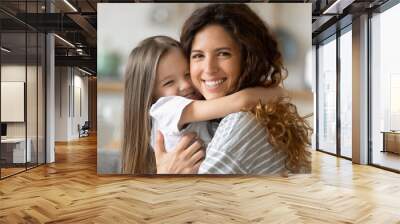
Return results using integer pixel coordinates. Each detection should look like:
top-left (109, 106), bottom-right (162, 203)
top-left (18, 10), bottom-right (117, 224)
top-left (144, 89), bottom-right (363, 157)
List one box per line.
top-left (82, 121), bottom-right (90, 129)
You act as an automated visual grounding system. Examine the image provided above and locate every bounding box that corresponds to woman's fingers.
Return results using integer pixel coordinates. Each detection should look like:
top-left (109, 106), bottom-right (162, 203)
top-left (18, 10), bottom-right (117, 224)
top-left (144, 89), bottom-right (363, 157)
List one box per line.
top-left (190, 158), bottom-right (204, 173)
top-left (155, 132), bottom-right (205, 174)
top-left (182, 140), bottom-right (204, 160)
top-left (154, 130), bottom-right (166, 159)
top-left (175, 132), bottom-right (197, 153)
top-left (188, 149), bottom-right (205, 165)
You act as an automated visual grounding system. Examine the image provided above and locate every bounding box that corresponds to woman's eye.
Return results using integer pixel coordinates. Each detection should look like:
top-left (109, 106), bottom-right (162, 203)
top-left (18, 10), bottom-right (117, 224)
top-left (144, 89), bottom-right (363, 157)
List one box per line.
top-left (218, 51), bottom-right (231, 57)
top-left (191, 53), bottom-right (203, 59)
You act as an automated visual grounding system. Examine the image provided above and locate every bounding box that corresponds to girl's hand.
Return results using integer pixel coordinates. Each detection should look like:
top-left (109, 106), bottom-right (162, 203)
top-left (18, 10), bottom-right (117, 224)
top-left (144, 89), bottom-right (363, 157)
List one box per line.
top-left (240, 86), bottom-right (288, 109)
top-left (154, 131), bottom-right (205, 174)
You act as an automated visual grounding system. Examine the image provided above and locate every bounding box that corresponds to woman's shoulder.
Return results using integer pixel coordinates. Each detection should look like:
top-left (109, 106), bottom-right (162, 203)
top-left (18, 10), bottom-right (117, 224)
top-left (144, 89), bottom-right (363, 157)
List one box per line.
top-left (221, 111), bottom-right (255, 122)
top-left (216, 111), bottom-right (262, 138)
top-left (220, 111), bottom-right (258, 127)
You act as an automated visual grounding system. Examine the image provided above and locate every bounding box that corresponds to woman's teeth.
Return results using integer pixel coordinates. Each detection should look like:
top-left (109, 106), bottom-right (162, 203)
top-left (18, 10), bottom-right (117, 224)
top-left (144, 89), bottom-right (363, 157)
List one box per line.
top-left (204, 79), bottom-right (225, 88)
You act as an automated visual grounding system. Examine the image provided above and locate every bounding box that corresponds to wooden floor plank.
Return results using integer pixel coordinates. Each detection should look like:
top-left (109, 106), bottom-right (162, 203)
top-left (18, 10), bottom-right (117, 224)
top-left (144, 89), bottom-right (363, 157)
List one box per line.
top-left (0, 135), bottom-right (400, 223)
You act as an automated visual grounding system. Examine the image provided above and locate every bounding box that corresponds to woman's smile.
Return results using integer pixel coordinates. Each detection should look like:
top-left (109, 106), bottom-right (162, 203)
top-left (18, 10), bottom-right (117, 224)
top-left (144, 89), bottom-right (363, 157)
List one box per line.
top-left (203, 78), bottom-right (227, 89)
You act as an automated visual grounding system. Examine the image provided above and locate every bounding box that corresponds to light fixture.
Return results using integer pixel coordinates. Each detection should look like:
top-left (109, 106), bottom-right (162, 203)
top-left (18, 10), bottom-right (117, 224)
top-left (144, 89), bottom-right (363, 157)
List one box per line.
top-left (322, 0), bottom-right (354, 15)
top-left (1, 47), bottom-right (11, 53)
top-left (78, 67), bottom-right (92, 76)
top-left (76, 48), bottom-right (87, 56)
top-left (54, 34), bottom-right (75, 48)
top-left (63, 0), bottom-right (78, 12)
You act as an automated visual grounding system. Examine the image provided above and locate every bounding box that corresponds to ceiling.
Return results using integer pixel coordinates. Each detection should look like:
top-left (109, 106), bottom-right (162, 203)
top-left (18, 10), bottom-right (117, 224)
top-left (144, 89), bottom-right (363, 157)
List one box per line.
top-left (0, 0), bottom-right (392, 75)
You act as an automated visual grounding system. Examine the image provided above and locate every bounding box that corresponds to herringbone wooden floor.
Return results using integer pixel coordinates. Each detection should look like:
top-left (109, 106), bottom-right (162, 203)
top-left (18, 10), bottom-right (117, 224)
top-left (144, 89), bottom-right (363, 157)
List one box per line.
top-left (1, 135), bottom-right (400, 223)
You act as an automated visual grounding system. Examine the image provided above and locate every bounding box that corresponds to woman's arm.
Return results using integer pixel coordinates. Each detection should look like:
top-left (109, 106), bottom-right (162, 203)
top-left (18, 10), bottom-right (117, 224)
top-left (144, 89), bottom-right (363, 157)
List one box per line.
top-left (178, 86), bottom-right (286, 127)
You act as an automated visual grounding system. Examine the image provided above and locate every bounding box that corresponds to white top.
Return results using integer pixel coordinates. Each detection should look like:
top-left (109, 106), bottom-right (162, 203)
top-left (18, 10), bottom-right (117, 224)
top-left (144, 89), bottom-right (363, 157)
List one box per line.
top-left (150, 96), bottom-right (213, 152)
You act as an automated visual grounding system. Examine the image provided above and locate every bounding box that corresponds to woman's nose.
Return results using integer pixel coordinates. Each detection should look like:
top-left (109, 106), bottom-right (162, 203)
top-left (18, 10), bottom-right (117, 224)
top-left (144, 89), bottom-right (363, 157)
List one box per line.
top-left (204, 56), bottom-right (219, 75)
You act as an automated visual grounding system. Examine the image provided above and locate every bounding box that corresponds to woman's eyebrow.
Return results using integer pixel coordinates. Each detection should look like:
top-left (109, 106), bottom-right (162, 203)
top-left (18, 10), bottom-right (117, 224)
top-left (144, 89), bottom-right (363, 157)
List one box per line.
top-left (191, 47), bottom-right (231, 53)
top-left (215, 47), bottom-right (231, 51)
top-left (190, 49), bottom-right (203, 54)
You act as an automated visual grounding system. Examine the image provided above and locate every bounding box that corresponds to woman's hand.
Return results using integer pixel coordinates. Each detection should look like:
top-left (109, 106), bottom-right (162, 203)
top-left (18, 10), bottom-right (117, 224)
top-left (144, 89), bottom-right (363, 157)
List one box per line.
top-left (154, 131), bottom-right (205, 174)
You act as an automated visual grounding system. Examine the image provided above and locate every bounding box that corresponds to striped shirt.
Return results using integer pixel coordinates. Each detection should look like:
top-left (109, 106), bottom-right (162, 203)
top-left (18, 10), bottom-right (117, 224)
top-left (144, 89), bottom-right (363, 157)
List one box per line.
top-left (199, 112), bottom-right (287, 175)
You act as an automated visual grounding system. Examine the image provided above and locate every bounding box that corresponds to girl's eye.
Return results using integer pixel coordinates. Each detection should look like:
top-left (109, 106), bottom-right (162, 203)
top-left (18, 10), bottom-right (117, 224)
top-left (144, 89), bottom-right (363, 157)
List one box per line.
top-left (184, 73), bottom-right (190, 78)
top-left (163, 80), bottom-right (174, 87)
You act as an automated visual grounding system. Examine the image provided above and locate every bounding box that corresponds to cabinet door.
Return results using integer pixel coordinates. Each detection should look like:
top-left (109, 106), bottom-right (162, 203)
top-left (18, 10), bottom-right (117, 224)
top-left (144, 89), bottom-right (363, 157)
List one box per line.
top-left (386, 133), bottom-right (400, 154)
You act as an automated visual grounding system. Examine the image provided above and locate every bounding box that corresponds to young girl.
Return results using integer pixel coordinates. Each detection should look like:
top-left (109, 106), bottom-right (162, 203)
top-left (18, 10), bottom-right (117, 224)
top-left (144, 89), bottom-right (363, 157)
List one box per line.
top-left (122, 36), bottom-right (285, 174)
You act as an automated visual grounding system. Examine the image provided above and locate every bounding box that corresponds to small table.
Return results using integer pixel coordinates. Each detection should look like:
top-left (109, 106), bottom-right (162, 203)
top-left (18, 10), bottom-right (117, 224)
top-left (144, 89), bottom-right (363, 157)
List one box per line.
top-left (1, 138), bottom-right (32, 164)
top-left (381, 131), bottom-right (400, 154)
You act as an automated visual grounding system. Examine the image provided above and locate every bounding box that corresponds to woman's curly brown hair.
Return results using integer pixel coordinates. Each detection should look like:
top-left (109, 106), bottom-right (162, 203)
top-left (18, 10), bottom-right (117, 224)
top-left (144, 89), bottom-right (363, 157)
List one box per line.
top-left (181, 3), bottom-right (312, 173)
top-left (251, 98), bottom-right (312, 172)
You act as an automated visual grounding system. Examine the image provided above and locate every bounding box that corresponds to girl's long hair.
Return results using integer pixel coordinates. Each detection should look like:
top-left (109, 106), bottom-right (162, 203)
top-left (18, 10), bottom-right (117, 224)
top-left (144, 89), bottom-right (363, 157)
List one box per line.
top-left (122, 36), bottom-right (181, 174)
top-left (181, 4), bottom-right (312, 173)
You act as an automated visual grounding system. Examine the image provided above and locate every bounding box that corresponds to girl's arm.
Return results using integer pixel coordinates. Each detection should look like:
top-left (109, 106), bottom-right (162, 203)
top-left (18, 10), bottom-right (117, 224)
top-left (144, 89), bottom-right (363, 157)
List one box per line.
top-left (178, 86), bottom-right (286, 127)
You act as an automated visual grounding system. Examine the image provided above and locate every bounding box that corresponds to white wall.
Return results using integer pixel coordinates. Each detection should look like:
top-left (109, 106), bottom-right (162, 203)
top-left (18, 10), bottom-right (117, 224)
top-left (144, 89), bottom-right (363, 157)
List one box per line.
top-left (72, 73), bottom-right (89, 138)
top-left (55, 67), bottom-right (69, 141)
top-left (1, 65), bottom-right (35, 138)
top-left (1, 82), bottom-right (25, 122)
top-left (1, 65), bottom-right (26, 131)
top-left (1, 63), bottom-right (46, 164)
top-left (55, 67), bottom-right (89, 141)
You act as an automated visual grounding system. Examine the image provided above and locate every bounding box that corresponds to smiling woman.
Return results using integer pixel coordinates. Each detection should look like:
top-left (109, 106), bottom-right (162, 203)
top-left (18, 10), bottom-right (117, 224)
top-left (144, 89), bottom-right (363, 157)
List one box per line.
top-left (176, 3), bottom-right (312, 174)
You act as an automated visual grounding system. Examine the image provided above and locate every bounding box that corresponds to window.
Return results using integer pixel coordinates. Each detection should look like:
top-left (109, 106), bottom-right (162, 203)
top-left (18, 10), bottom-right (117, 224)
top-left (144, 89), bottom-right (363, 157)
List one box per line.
top-left (371, 2), bottom-right (400, 171)
top-left (339, 28), bottom-right (352, 158)
top-left (0, 1), bottom-right (47, 179)
top-left (317, 36), bottom-right (337, 154)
